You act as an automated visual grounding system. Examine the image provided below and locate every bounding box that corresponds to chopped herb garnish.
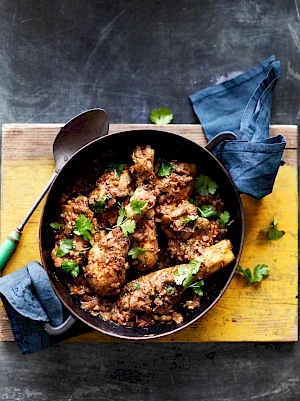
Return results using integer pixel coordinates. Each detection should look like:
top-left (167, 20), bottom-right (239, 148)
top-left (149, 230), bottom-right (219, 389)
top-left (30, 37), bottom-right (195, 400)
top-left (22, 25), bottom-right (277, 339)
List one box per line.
top-left (150, 108), bottom-right (173, 125)
top-left (195, 174), bottom-right (218, 196)
top-left (128, 247), bottom-right (148, 259)
top-left (174, 257), bottom-right (205, 288)
top-left (166, 286), bottom-right (175, 294)
top-left (56, 239), bottom-right (73, 257)
top-left (73, 214), bottom-right (94, 244)
top-left (157, 160), bottom-right (173, 177)
top-left (130, 199), bottom-right (148, 215)
top-left (94, 194), bottom-right (112, 214)
top-left (188, 280), bottom-right (204, 296)
top-left (189, 199), bottom-right (198, 206)
top-left (50, 222), bottom-right (64, 230)
top-left (107, 161), bottom-right (125, 177)
top-left (120, 219), bottom-right (136, 238)
top-left (219, 211), bottom-right (234, 228)
top-left (236, 264), bottom-right (269, 285)
top-left (61, 260), bottom-right (80, 278)
top-left (114, 204), bottom-right (136, 237)
top-left (135, 283), bottom-right (141, 290)
top-left (198, 205), bottom-right (218, 218)
top-left (181, 215), bottom-right (198, 223)
top-left (264, 217), bottom-right (284, 240)
top-left (117, 203), bottom-right (126, 225)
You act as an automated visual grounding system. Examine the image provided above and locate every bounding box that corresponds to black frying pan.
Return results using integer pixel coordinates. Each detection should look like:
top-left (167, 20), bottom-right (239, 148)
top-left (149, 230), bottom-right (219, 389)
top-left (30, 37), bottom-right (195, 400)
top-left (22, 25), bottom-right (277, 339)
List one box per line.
top-left (39, 129), bottom-right (244, 339)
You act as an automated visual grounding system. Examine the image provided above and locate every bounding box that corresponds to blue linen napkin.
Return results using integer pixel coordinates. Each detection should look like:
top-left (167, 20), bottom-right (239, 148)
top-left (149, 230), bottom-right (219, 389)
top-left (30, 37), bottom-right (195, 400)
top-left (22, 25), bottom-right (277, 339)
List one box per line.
top-left (0, 261), bottom-right (90, 354)
top-left (189, 55), bottom-right (286, 200)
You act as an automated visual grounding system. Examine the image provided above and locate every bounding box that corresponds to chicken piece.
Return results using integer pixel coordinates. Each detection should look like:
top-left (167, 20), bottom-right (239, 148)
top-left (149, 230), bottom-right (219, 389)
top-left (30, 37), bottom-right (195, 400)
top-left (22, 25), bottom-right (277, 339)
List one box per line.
top-left (112, 240), bottom-right (235, 325)
top-left (51, 234), bottom-right (90, 268)
top-left (154, 162), bottom-right (196, 221)
top-left (129, 209), bottom-right (160, 271)
top-left (84, 227), bottom-right (130, 296)
top-left (160, 200), bottom-right (226, 262)
top-left (197, 238), bottom-right (235, 277)
top-left (131, 145), bottom-right (155, 185)
top-left (88, 167), bottom-right (133, 210)
top-left (61, 195), bottom-right (98, 236)
top-left (161, 200), bottom-right (202, 234)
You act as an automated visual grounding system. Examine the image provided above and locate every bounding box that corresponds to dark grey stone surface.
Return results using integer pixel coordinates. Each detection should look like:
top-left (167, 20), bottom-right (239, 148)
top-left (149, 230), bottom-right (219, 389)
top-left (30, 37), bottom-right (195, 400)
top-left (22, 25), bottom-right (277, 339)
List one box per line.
top-left (0, 1), bottom-right (299, 400)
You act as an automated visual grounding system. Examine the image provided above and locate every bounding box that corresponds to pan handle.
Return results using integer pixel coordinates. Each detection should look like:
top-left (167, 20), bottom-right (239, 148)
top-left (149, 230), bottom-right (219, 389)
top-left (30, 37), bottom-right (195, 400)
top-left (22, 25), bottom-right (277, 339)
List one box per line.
top-left (44, 315), bottom-right (77, 336)
top-left (205, 131), bottom-right (237, 153)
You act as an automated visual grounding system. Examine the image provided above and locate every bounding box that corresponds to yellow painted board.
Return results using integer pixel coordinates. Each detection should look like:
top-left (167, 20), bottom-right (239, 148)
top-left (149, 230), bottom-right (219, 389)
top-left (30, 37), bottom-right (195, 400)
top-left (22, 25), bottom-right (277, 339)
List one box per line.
top-left (0, 124), bottom-right (298, 342)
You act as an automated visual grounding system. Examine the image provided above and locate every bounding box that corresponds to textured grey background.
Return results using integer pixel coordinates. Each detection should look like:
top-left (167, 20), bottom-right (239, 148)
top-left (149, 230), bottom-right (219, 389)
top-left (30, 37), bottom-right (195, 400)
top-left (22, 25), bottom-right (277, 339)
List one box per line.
top-left (0, 1), bottom-right (299, 400)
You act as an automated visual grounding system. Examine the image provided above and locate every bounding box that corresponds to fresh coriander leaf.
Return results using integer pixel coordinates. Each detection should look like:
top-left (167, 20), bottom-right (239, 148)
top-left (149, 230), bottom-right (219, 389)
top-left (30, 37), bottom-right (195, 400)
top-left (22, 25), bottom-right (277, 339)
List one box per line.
top-left (219, 211), bottom-right (234, 228)
top-left (253, 264), bottom-right (270, 282)
top-left (94, 199), bottom-right (105, 214)
top-left (174, 265), bottom-right (191, 286)
top-left (268, 228), bottom-right (284, 240)
top-left (236, 264), bottom-right (269, 285)
top-left (107, 161), bottom-right (125, 177)
top-left (61, 260), bottom-right (80, 278)
top-left (56, 239), bottom-right (73, 257)
top-left (94, 194), bottom-right (112, 214)
top-left (189, 199), bottom-right (198, 206)
top-left (73, 214), bottom-right (94, 244)
top-left (117, 203), bottom-right (126, 225)
top-left (157, 160), bottom-right (173, 177)
top-left (189, 280), bottom-right (204, 296)
top-left (198, 205), bottom-right (218, 218)
top-left (174, 257), bottom-right (204, 288)
top-left (135, 283), bottom-right (141, 290)
top-left (120, 219), bottom-right (136, 238)
top-left (130, 199), bottom-right (148, 215)
top-left (50, 222), bottom-right (64, 230)
top-left (150, 108), bottom-right (173, 125)
top-left (188, 257), bottom-right (205, 274)
top-left (166, 286), bottom-right (175, 294)
top-left (181, 215), bottom-right (198, 223)
top-left (128, 247), bottom-right (148, 259)
top-left (264, 217), bottom-right (284, 240)
top-left (195, 174), bottom-right (218, 196)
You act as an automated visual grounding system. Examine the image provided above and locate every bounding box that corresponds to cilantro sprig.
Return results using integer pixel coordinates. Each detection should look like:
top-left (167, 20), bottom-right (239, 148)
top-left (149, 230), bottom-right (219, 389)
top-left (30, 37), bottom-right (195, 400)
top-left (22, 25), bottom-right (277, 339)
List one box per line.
top-left (50, 222), bottom-right (64, 231)
top-left (264, 218), bottom-right (285, 240)
top-left (181, 215), bottom-right (198, 224)
top-left (219, 211), bottom-right (234, 228)
top-left (128, 247), bottom-right (148, 259)
top-left (73, 215), bottom-right (94, 245)
top-left (130, 199), bottom-right (148, 215)
top-left (198, 205), bottom-right (218, 218)
top-left (188, 200), bottom-right (217, 220)
top-left (107, 161), bottom-right (125, 177)
top-left (61, 260), bottom-right (80, 278)
top-left (188, 280), bottom-right (204, 296)
top-left (94, 193), bottom-right (112, 214)
top-left (195, 174), bottom-right (218, 196)
top-left (150, 108), bottom-right (173, 125)
top-left (157, 160), bottom-right (173, 177)
top-left (236, 264), bottom-right (269, 285)
top-left (113, 203), bottom-right (136, 238)
top-left (56, 239), bottom-right (73, 257)
top-left (174, 257), bottom-right (205, 293)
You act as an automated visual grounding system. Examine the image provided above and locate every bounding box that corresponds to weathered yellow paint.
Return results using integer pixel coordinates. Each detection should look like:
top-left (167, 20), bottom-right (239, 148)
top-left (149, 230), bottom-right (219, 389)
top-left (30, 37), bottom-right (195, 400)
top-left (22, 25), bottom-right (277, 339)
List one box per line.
top-left (0, 127), bottom-right (298, 342)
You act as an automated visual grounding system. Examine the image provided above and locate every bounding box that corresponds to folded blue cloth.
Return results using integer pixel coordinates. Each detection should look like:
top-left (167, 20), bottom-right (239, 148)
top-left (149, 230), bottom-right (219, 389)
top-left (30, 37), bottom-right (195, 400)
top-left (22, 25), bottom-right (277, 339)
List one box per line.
top-left (189, 55), bottom-right (286, 200)
top-left (0, 262), bottom-right (90, 354)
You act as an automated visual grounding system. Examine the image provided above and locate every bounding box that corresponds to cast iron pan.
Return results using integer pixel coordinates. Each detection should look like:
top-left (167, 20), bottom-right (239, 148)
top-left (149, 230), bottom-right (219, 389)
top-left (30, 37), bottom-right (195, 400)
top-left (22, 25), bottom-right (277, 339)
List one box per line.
top-left (39, 129), bottom-right (244, 339)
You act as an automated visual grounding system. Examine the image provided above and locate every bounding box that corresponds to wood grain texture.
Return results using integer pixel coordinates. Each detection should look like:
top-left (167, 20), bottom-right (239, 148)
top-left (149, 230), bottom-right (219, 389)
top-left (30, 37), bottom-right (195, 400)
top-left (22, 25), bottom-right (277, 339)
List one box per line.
top-left (0, 124), bottom-right (298, 343)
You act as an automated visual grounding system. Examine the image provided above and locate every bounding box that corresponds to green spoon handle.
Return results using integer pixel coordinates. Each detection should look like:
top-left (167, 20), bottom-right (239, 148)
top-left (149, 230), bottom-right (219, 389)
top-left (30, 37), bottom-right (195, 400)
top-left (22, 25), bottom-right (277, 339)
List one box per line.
top-left (0, 229), bottom-right (22, 272)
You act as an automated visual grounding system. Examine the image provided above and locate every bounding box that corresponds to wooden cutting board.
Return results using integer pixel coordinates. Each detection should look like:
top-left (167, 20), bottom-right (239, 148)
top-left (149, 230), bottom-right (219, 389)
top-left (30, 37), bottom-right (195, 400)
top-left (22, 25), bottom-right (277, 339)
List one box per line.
top-left (0, 124), bottom-right (298, 342)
